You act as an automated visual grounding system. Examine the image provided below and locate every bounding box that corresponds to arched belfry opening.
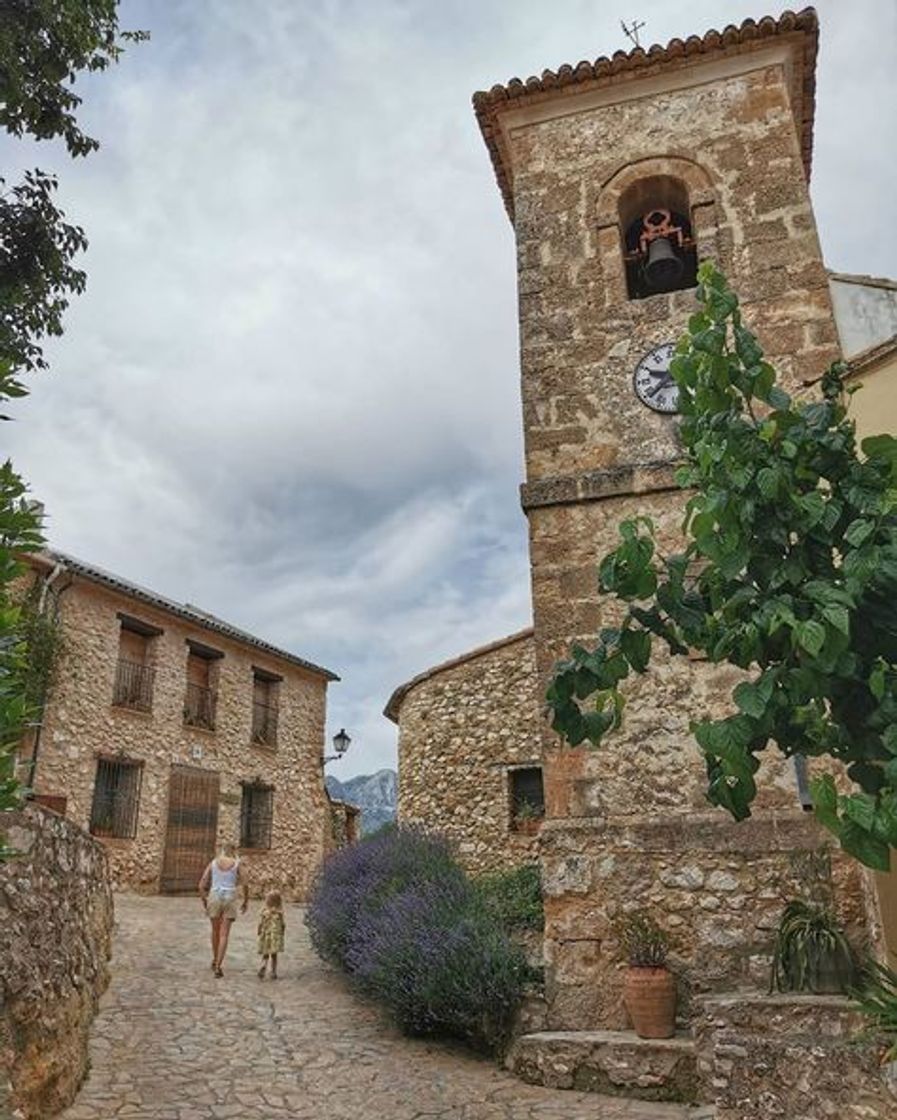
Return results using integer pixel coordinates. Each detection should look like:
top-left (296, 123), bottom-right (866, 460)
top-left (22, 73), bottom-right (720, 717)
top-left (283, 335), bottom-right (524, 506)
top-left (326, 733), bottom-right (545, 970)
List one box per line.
top-left (619, 175), bottom-right (698, 300)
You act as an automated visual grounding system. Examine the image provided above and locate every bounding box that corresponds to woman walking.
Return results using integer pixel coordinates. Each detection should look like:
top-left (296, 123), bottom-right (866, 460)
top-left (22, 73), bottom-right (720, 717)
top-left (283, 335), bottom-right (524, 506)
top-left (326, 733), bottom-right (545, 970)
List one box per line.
top-left (199, 841), bottom-right (248, 977)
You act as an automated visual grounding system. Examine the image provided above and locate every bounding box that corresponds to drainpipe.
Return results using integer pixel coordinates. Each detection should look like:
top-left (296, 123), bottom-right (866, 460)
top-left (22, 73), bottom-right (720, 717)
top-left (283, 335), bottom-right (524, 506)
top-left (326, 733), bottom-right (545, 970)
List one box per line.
top-left (25, 559), bottom-right (72, 793)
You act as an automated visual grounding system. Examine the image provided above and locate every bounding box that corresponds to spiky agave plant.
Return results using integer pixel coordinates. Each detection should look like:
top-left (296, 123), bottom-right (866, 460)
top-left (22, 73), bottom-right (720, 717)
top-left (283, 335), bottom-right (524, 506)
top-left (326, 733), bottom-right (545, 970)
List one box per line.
top-left (852, 960), bottom-right (897, 1062)
top-left (770, 900), bottom-right (858, 993)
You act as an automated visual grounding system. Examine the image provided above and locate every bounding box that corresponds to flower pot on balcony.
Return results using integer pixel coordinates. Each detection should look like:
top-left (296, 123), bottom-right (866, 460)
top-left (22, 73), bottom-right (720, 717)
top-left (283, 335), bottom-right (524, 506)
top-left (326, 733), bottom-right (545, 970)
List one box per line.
top-left (622, 965), bottom-right (676, 1039)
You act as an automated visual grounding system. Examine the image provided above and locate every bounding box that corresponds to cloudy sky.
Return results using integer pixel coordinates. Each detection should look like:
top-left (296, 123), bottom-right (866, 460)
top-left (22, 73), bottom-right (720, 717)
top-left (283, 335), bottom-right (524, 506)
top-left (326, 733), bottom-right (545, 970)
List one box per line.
top-left (4, 0), bottom-right (895, 778)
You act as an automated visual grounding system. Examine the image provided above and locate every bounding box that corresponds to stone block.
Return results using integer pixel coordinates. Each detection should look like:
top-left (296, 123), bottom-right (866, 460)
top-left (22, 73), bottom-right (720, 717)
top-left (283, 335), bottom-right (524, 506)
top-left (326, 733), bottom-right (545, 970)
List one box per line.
top-left (508, 1029), bottom-right (701, 1103)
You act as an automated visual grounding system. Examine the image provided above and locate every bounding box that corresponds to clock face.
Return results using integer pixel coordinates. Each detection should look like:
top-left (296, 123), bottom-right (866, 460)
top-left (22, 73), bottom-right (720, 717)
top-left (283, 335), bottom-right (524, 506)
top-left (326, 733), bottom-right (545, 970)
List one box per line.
top-left (633, 342), bottom-right (679, 414)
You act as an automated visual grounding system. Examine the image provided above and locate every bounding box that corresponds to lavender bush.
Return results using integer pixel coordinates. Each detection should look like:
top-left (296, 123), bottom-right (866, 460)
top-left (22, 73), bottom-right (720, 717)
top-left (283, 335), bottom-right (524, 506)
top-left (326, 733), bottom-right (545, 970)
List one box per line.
top-left (305, 826), bottom-right (463, 968)
top-left (306, 827), bottom-right (527, 1054)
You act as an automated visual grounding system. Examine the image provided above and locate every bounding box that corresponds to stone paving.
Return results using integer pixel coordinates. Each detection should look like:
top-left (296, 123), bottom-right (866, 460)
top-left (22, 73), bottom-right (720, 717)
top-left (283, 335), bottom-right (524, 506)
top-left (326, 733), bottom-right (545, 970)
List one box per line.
top-left (61, 895), bottom-right (704, 1120)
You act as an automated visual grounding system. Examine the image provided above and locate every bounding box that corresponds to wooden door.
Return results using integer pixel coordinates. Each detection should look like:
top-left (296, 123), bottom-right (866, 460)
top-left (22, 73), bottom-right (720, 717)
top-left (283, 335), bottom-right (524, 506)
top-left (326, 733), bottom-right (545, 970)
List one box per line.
top-left (160, 765), bottom-right (219, 894)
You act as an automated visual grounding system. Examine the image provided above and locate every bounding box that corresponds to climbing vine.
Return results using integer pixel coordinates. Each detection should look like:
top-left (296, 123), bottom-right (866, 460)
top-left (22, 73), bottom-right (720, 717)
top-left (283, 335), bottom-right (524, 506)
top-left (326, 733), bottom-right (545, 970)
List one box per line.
top-left (547, 262), bottom-right (897, 871)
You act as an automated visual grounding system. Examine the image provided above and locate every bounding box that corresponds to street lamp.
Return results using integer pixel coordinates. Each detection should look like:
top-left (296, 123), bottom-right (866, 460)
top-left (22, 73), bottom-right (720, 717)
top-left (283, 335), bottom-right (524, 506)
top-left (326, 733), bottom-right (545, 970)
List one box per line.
top-left (323, 728), bottom-right (351, 765)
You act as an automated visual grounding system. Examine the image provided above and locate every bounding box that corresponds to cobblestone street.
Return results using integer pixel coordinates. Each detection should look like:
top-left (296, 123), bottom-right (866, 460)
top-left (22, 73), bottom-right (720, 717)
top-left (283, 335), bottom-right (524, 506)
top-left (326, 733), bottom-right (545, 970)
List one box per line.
top-left (61, 895), bottom-right (704, 1120)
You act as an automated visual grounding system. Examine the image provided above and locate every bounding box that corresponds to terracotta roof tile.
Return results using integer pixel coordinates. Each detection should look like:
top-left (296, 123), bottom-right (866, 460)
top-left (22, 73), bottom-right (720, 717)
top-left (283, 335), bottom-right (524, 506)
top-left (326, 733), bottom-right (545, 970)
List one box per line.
top-left (473, 8), bottom-right (819, 220)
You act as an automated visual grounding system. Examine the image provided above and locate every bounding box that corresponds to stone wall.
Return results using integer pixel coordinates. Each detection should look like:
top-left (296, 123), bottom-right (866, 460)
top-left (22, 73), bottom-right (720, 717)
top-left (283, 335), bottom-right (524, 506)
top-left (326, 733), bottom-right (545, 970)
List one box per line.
top-left (392, 631), bottom-right (543, 876)
top-left (694, 993), bottom-right (897, 1119)
top-left (475, 19), bottom-right (876, 1039)
top-left (0, 806), bottom-right (114, 1119)
top-left (540, 812), bottom-right (868, 1032)
top-left (25, 569), bottom-right (332, 900)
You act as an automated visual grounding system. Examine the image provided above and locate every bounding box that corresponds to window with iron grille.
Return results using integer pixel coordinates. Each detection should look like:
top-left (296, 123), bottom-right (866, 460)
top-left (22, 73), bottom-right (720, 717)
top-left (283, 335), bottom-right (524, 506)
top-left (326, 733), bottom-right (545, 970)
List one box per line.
top-left (113, 620), bottom-right (158, 712)
top-left (509, 766), bottom-right (545, 829)
top-left (183, 644), bottom-right (220, 730)
top-left (90, 757), bottom-right (143, 838)
top-left (251, 671), bottom-right (280, 747)
top-left (240, 783), bottom-right (274, 849)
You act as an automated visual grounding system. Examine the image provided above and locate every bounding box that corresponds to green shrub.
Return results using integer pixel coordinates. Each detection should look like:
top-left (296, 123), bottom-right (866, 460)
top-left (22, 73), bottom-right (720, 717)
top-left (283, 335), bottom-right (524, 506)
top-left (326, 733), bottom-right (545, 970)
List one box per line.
top-left (473, 864), bottom-right (543, 933)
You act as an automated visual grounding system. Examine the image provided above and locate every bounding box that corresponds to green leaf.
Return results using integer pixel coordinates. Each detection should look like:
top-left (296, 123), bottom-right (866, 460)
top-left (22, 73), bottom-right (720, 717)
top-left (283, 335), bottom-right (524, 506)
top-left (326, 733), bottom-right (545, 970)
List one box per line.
top-left (821, 605), bottom-right (850, 636)
top-left (844, 519), bottom-right (875, 548)
top-left (768, 386), bottom-right (791, 410)
top-left (733, 676), bottom-right (773, 719)
top-left (621, 628), bottom-right (651, 674)
top-left (797, 620), bottom-right (826, 657)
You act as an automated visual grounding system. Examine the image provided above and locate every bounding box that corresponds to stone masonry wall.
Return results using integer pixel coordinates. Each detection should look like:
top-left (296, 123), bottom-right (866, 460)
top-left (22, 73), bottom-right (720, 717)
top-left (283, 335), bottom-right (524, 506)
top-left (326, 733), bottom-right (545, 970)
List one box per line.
top-left (396, 633), bottom-right (543, 876)
top-left (27, 573), bottom-right (331, 900)
top-left (694, 993), bottom-right (897, 1119)
top-left (0, 806), bottom-right (114, 1119)
top-left (512, 57), bottom-right (842, 800)
top-left (540, 812), bottom-right (869, 1032)
top-left (495, 37), bottom-right (873, 1033)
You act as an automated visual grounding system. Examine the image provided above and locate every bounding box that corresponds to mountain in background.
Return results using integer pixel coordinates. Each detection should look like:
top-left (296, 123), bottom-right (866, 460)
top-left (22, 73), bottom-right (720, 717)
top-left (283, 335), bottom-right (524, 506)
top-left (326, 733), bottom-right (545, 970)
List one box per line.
top-left (325, 768), bottom-right (397, 836)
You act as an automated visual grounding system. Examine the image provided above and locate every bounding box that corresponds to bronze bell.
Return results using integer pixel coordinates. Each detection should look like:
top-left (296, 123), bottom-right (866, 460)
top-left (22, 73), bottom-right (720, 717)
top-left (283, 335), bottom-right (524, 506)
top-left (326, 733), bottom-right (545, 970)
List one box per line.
top-left (644, 236), bottom-right (684, 289)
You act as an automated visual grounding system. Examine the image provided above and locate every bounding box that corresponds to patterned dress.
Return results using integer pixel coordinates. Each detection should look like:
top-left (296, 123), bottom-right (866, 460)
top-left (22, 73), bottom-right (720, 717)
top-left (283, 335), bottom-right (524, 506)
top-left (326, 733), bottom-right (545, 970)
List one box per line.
top-left (257, 907), bottom-right (285, 956)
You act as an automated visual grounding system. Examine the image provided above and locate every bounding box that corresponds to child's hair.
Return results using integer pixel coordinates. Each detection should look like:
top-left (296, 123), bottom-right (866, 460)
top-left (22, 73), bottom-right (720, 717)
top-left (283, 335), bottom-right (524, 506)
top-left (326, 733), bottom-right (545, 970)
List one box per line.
top-left (265, 891), bottom-right (282, 910)
top-left (220, 840), bottom-right (237, 857)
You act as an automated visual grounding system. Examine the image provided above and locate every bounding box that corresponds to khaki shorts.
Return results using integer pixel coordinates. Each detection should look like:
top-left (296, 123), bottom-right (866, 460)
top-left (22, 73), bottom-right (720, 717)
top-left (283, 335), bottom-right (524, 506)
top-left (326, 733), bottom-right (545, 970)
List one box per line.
top-left (206, 892), bottom-right (238, 920)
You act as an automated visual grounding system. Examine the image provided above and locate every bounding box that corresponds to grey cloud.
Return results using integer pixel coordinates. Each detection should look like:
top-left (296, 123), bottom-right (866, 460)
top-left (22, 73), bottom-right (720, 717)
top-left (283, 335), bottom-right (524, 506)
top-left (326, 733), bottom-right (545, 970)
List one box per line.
top-left (4, 0), bottom-right (895, 774)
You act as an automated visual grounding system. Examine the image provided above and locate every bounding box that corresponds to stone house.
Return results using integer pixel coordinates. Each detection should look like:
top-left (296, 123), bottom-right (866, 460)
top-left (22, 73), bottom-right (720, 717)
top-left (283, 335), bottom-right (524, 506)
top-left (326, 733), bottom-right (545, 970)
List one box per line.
top-left (390, 9), bottom-right (897, 1111)
top-left (387, 629), bottom-right (540, 875)
top-left (19, 549), bottom-right (338, 899)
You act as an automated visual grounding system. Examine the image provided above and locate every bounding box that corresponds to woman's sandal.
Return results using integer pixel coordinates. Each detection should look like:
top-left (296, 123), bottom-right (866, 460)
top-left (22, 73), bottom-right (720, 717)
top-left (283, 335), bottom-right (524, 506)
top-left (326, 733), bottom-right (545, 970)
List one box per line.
top-left (214, 966), bottom-right (224, 978)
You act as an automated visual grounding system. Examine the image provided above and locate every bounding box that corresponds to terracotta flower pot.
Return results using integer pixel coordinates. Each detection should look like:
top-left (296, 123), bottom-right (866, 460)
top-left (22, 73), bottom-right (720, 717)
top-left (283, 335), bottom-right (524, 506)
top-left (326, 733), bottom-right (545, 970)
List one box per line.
top-left (622, 966), bottom-right (676, 1039)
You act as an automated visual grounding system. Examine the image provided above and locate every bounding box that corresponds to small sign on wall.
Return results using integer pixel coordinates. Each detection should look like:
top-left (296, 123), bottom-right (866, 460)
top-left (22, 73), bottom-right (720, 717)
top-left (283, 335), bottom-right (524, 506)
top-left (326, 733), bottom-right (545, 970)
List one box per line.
top-left (191, 743), bottom-right (203, 762)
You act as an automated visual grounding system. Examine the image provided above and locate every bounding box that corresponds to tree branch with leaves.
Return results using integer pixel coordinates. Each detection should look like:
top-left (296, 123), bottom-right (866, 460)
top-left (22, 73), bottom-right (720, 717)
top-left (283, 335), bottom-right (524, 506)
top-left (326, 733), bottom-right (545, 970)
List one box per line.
top-left (547, 262), bottom-right (897, 871)
top-left (0, 2), bottom-right (146, 851)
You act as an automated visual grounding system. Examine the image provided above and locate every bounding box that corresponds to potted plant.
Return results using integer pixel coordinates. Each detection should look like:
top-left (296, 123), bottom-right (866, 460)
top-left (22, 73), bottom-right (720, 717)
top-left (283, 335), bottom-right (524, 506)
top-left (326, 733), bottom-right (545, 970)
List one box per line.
top-left (616, 911), bottom-right (676, 1039)
top-left (512, 798), bottom-right (543, 835)
top-left (770, 900), bottom-right (858, 994)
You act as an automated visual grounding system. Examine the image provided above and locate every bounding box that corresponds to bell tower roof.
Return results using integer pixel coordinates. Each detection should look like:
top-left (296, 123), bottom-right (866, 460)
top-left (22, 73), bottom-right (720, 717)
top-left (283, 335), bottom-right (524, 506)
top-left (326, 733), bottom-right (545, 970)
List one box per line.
top-left (473, 8), bottom-right (819, 220)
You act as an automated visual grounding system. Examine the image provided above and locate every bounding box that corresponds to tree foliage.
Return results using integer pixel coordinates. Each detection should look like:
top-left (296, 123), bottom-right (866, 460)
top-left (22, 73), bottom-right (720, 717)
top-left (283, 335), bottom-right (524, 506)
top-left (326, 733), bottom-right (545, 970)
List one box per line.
top-left (547, 262), bottom-right (897, 871)
top-left (0, 1), bottom-right (145, 848)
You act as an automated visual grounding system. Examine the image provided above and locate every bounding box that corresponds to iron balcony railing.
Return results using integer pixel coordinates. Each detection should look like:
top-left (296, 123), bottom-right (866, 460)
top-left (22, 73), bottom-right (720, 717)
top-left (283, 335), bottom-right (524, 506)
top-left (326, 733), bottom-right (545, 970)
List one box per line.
top-left (113, 659), bottom-right (155, 712)
top-left (183, 683), bottom-right (217, 730)
top-left (251, 699), bottom-right (278, 747)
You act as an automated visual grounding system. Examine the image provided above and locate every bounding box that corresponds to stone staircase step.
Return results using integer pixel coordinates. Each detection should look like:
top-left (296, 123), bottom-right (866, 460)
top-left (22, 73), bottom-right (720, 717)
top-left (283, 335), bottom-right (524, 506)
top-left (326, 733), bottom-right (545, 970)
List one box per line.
top-left (508, 1029), bottom-right (705, 1105)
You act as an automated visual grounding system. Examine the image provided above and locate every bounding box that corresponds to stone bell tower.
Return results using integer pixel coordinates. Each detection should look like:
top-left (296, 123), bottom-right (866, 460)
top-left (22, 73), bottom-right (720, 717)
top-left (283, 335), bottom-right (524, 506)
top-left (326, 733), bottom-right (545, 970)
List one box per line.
top-left (474, 7), bottom-right (870, 1038)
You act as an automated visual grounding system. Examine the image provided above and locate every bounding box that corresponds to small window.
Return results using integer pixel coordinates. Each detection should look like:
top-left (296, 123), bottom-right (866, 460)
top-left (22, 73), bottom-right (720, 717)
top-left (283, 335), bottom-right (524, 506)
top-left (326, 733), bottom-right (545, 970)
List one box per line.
top-left (184, 642), bottom-right (221, 730)
top-left (509, 766), bottom-right (545, 831)
top-left (240, 783), bottom-right (274, 849)
top-left (90, 757), bottom-right (142, 838)
top-left (251, 670), bottom-right (280, 747)
top-left (113, 618), bottom-right (158, 712)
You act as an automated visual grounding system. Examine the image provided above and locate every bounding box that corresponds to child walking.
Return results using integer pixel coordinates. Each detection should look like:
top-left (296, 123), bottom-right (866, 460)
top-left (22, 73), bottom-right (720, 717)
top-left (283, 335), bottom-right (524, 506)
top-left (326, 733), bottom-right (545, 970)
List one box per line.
top-left (257, 891), bottom-right (286, 979)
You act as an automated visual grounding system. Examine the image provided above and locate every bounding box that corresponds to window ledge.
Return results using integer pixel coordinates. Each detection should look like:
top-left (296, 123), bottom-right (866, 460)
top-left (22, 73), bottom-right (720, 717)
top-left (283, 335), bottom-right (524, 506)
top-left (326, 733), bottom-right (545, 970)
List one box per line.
top-left (250, 741), bottom-right (278, 754)
top-left (184, 723), bottom-right (217, 736)
top-left (111, 703), bottom-right (154, 719)
top-left (239, 846), bottom-right (272, 854)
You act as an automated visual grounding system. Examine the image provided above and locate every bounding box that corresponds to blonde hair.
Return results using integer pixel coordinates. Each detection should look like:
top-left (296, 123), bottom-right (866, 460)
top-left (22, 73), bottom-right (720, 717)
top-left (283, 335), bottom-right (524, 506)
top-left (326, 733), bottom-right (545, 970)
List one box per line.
top-left (220, 841), bottom-right (237, 858)
top-left (265, 891), bottom-right (282, 910)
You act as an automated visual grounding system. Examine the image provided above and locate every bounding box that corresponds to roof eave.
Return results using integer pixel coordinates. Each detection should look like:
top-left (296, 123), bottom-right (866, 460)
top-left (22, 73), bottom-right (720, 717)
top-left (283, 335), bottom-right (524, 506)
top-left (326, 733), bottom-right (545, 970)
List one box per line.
top-left (384, 626), bottom-right (534, 722)
top-left (29, 550), bottom-right (340, 683)
top-left (473, 8), bottom-right (819, 222)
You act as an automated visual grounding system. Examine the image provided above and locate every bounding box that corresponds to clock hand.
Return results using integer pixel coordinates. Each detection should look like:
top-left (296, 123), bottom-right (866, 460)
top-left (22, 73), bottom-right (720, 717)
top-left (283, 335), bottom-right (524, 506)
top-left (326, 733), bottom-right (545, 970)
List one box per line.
top-left (646, 374), bottom-right (674, 399)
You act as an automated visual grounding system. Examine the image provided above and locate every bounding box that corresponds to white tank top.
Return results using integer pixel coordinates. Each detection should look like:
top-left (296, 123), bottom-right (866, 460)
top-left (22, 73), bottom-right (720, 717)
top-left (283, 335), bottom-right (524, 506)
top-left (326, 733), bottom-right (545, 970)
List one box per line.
top-left (210, 858), bottom-right (239, 897)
